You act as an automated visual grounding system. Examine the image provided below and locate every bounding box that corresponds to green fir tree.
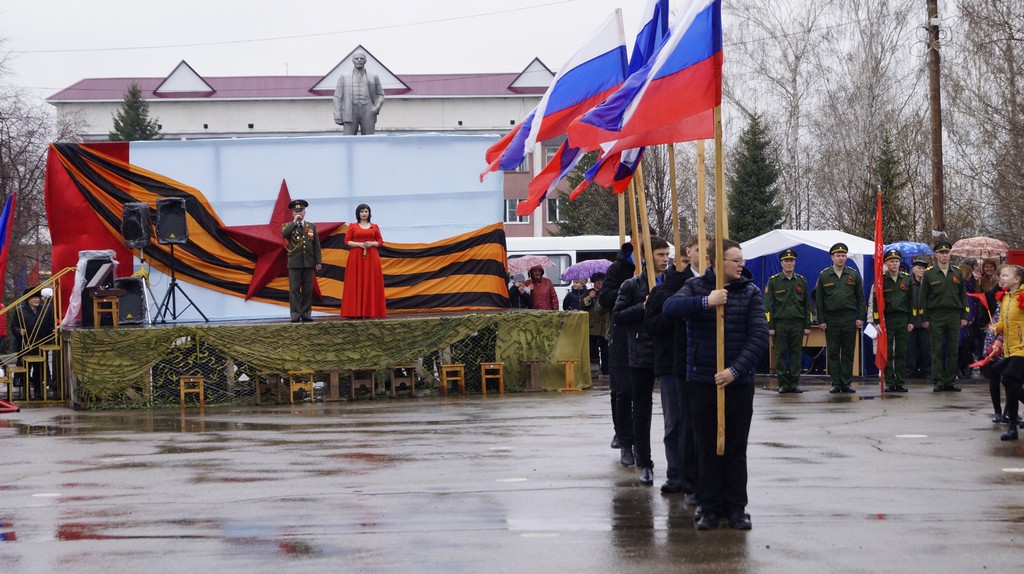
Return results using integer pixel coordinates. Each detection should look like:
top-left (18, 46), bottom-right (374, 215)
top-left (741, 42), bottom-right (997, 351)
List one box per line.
top-left (109, 82), bottom-right (161, 141)
top-left (727, 115), bottom-right (783, 242)
top-left (873, 133), bottom-right (912, 242)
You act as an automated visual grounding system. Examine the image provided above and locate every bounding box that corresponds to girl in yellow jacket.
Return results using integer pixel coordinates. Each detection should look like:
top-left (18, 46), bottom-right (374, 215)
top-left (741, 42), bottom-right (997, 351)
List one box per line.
top-left (991, 264), bottom-right (1024, 441)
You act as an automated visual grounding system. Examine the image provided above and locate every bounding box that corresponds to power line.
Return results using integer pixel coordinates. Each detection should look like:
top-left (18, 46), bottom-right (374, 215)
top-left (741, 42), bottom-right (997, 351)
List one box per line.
top-left (10, 0), bottom-right (579, 55)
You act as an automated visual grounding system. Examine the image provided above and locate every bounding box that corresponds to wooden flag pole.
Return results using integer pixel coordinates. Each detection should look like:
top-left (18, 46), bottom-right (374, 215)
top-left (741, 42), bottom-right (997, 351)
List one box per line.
top-left (695, 141), bottom-right (707, 275)
top-left (618, 192), bottom-right (626, 248)
top-left (627, 182), bottom-right (642, 277)
top-left (669, 143), bottom-right (681, 269)
top-left (714, 106), bottom-right (727, 457)
top-left (635, 164), bottom-right (657, 289)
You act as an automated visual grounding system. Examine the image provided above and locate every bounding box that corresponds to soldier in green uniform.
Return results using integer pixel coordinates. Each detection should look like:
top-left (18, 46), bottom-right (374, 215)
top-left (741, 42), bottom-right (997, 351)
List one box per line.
top-left (764, 248), bottom-right (812, 393)
top-left (815, 243), bottom-right (865, 393)
top-left (868, 249), bottom-right (914, 392)
top-left (919, 240), bottom-right (970, 392)
top-left (281, 199), bottom-right (322, 323)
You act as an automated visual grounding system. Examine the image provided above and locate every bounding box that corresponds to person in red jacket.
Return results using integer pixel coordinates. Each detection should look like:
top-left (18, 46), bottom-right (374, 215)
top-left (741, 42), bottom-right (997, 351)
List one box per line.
top-left (527, 265), bottom-right (558, 310)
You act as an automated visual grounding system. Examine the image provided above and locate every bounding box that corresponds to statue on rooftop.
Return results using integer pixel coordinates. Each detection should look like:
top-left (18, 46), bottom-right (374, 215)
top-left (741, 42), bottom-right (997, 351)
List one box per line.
top-left (332, 51), bottom-right (384, 135)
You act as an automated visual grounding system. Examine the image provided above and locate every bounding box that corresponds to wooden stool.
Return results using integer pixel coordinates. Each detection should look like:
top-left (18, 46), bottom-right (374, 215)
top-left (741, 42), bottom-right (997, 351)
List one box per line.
top-left (388, 365), bottom-right (418, 398)
top-left (479, 362), bottom-right (505, 395)
top-left (350, 368), bottom-right (377, 400)
top-left (288, 370), bottom-right (315, 403)
top-left (557, 360), bottom-right (582, 392)
top-left (93, 296), bottom-right (120, 328)
top-left (439, 364), bottom-right (465, 397)
top-left (179, 376), bottom-right (205, 407)
top-left (521, 360), bottom-right (546, 392)
top-left (254, 372), bottom-right (283, 405)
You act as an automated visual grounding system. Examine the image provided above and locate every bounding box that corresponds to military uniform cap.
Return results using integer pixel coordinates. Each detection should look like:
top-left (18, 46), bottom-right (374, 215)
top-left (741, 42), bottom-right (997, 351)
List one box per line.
top-left (933, 240), bottom-right (952, 253)
top-left (288, 199), bottom-right (309, 211)
top-left (829, 242), bottom-right (849, 254)
top-left (912, 258), bottom-right (928, 268)
top-left (779, 248), bottom-right (798, 260)
top-left (884, 248), bottom-right (902, 261)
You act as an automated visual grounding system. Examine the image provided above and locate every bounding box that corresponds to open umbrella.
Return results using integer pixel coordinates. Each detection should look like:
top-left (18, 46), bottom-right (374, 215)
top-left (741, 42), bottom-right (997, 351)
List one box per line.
top-left (950, 236), bottom-right (1010, 259)
top-left (507, 254), bottom-right (555, 275)
top-left (560, 258), bottom-right (613, 282)
top-left (884, 241), bottom-right (933, 259)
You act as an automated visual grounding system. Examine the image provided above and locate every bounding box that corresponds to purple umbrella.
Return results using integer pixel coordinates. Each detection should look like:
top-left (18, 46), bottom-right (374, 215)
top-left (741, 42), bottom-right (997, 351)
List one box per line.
top-left (560, 259), bottom-right (613, 282)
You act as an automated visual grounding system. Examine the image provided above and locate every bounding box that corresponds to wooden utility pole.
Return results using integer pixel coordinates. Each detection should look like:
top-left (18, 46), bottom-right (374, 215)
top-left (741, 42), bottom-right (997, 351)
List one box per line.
top-left (927, 0), bottom-right (945, 236)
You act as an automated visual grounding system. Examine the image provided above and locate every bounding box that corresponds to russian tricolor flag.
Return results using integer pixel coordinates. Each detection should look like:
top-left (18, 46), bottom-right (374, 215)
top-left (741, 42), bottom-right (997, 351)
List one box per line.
top-left (481, 11), bottom-right (627, 180)
top-left (567, 148), bottom-right (645, 201)
top-left (568, 0), bottom-right (722, 153)
top-left (0, 194), bottom-right (16, 282)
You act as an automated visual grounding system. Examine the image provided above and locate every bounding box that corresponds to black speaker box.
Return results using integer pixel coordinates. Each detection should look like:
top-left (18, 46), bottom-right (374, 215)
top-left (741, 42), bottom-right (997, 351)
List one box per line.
top-left (156, 197), bottom-right (188, 245)
top-left (80, 255), bottom-right (114, 328)
top-left (121, 202), bottom-right (152, 249)
top-left (114, 277), bottom-right (146, 325)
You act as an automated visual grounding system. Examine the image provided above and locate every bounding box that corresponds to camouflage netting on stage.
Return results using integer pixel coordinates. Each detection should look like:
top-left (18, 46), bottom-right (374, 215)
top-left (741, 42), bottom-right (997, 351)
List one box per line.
top-left (65, 312), bottom-right (590, 409)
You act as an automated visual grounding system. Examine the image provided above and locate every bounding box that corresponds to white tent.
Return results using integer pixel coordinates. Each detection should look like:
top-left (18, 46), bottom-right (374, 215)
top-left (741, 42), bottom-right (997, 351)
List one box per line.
top-left (741, 229), bottom-right (875, 272)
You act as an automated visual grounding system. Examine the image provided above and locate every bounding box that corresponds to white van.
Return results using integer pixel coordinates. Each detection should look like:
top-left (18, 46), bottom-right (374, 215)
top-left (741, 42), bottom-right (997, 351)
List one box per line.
top-left (506, 235), bottom-right (623, 303)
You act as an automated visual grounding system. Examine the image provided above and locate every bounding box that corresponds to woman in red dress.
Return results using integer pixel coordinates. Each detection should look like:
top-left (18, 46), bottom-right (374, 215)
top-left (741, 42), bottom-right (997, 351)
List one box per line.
top-left (340, 203), bottom-right (387, 319)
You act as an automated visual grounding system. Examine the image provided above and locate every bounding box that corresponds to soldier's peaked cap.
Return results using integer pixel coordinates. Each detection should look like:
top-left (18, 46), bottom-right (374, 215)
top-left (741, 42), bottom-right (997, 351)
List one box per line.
top-left (829, 242), bottom-right (849, 254)
top-left (288, 199), bottom-right (309, 211)
top-left (779, 248), bottom-right (797, 260)
top-left (884, 248), bottom-right (902, 261)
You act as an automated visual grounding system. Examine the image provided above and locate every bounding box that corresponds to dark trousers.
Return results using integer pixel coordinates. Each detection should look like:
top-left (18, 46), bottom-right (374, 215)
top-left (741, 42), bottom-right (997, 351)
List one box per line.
top-left (691, 382), bottom-right (754, 517)
top-left (773, 320), bottom-right (804, 388)
top-left (988, 367), bottom-right (1004, 416)
top-left (631, 367), bottom-right (655, 469)
top-left (288, 267), bottom-right (315, 320)
top-left (883, 314), bottom-right (909, 385)
top-left (825, 315), bottom-right (857, 387)
top-left (929, 311), bottom-right (961, 386)
top-left (906, 326), bottom-right (931, 377)
top-left (608, 326), bottom-right (633, 448)
top-left (660, 374), bottom-right (697, 493)
top-left (590, 335), bottom-right (609, 374)
top-left (1002, 371), bottom-right (1022, 424)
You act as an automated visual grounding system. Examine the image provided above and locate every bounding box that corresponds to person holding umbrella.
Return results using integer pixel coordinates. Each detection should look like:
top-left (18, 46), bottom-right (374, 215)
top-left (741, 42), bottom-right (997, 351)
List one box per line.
top-left (527, 265), bottom-right (558, 310)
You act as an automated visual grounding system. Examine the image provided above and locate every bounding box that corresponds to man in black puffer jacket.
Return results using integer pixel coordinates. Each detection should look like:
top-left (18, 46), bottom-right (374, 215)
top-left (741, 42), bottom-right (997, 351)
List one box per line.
top-left (663, 239), bottom-right (769, 532)
top-left (614, 236), bottom-right (672, 486)
top-left (645, 235), bottom-right (704, 498)
top-left (598, 241), bottom-right (637, 466)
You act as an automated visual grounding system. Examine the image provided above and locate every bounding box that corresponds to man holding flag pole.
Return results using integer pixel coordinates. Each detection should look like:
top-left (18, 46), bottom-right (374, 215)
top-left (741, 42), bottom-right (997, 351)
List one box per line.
top-left (870, 247), bottom-right (914, 393)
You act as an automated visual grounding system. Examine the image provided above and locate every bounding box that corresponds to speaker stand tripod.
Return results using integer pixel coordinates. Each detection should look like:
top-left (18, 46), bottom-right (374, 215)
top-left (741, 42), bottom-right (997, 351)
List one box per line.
top-left (154, 244), bottom-right (209, 323)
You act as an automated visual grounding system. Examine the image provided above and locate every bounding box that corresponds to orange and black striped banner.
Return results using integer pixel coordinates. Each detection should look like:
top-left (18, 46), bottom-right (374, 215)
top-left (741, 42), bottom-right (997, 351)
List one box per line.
top-left (47, 143), bottom-right (510, 313)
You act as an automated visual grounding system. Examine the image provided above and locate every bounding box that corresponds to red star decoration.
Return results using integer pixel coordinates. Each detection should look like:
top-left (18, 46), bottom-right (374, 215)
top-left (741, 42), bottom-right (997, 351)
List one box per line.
top-left (222, 180), bottom-right (344, 300)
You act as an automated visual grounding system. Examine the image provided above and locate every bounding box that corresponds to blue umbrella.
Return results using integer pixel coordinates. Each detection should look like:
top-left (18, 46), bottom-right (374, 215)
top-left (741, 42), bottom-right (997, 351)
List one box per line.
top-left (883, 241), bottom-right (933, 259)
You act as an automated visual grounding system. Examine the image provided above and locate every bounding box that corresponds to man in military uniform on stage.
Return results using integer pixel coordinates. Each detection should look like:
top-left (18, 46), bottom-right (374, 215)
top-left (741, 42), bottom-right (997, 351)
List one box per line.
top-left (764, 248), bottom-right (812, 393)
top-left (919, 240), bottom-right (970, 392)
top-left (815, 243), bottom-right (865, 393)
top-left (281, 199), bottom-right (322, 323)
top-left (869, 248), bottom-right (914, 392)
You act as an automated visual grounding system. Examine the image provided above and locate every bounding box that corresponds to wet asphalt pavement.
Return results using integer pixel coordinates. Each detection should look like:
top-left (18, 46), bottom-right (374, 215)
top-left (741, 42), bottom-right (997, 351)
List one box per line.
top-left (1, 378), bottom-right (1023, 574)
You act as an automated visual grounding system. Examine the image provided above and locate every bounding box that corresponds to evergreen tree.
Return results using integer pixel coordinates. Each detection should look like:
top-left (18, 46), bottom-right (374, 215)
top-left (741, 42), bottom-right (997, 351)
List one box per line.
top-left (109, 82), bottom-right (160, 141)
top-left (872, 133), bottom-right (912, 241)
top-left (553, 151), bottom-right (628, 236)
top-left (728, 115), bottom-right (783, 242)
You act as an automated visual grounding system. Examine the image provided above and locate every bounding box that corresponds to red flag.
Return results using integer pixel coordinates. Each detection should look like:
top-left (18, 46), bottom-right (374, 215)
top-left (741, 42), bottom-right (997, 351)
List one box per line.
top-left (873, 190), bottom-right (888, 388)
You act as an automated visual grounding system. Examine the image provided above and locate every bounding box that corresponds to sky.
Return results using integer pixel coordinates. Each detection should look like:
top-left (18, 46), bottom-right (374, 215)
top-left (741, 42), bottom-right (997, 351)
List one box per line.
top-left (1, 0), bottom-right (643, 101)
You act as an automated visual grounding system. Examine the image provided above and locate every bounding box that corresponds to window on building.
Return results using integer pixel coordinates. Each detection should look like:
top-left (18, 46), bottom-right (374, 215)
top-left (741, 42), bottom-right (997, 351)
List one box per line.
top-left (505, 156), bottom-right (530, 173)
top-left (546, 197), bottom-right (566, 223)
top-left (504, 199), bottom-right (529, 224)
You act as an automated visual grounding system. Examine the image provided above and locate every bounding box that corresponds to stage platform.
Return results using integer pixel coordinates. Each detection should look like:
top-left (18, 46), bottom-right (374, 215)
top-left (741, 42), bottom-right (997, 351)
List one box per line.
top-left (60, 310), bottom-right (590, 409)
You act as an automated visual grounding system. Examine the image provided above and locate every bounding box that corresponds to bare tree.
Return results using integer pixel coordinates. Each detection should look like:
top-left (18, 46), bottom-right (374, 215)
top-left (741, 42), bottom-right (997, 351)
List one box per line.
top-left (725, 0), bottom-right (837, 229)
top-left (944, 0), bottom-right (1024, 243)
top-left (0, 44), bottom-right (82, 298)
